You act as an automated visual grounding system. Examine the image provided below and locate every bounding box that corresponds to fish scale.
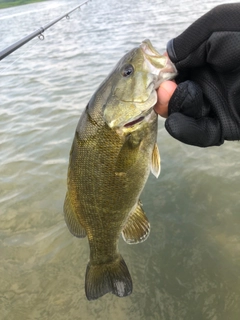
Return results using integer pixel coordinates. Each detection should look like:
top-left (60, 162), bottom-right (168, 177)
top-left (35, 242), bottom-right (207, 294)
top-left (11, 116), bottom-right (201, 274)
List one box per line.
top-left (64, 39), bottom-right (177, 300)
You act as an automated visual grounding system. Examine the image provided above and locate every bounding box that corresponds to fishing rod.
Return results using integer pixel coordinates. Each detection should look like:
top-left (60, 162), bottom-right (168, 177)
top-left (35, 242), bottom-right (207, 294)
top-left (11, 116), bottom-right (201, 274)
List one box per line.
top-left (0, 0), bottom-right (90, 61)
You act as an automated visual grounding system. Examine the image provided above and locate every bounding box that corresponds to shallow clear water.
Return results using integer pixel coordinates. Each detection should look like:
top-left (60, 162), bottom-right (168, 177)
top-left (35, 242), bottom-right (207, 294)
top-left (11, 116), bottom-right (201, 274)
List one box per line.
top-left (1, 0), bottom-right (240, 319)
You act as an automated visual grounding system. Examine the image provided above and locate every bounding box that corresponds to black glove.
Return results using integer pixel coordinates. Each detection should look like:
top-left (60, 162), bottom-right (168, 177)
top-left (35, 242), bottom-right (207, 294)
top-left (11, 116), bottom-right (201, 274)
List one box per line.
top-left (165, 3), bottom-right (240, 147)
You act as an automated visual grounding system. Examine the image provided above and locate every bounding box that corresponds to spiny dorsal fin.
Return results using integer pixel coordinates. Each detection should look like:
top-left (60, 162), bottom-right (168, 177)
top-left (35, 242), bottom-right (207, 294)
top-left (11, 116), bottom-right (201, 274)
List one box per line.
top-left (63, 192), bottom-right (86, 238)
top-left (151, 143), bottom-right (161, 178)
top-left (122, 201), bottom-right (150, 244)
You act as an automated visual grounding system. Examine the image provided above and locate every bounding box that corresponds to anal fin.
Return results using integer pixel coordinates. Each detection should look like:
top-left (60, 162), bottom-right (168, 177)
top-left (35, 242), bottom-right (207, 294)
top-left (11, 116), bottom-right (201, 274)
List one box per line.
top-left (122, 201), bottom-right (150, 244)
top-left (63, 192), bottom-right (86, 238)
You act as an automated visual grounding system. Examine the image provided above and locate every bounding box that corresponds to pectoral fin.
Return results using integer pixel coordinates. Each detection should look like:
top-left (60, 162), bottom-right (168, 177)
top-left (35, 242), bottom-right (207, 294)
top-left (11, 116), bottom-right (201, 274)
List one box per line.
top-left (63, 192), bottom-right (86, 238)
top-left (151, 143), bottom-right (161, 178)
top-left (115, 135), bottom-right (140, 173)
top-left (122, 201), bottom-right (150, 244)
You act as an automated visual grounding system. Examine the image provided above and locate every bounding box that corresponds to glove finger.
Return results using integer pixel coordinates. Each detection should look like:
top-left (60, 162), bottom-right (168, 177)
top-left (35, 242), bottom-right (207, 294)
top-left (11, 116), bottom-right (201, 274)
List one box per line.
top-left (167, 4), bottom-right (240, 70)
top-left (165, 113), bottom-right (223, 147)
top-left (169, 81), bottom-right (210, 118)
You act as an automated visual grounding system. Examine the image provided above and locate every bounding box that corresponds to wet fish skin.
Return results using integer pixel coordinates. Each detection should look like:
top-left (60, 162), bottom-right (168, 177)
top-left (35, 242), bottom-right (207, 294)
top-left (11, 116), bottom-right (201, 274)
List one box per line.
top-left (64, 39), bottom-right (177, 300)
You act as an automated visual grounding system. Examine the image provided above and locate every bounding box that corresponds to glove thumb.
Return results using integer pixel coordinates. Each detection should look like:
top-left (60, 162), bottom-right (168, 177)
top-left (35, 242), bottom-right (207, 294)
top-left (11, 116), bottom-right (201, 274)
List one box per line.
top-left (165, 80), bottom-right (223, 147)
top-left (168, 80), bottom-right (206, 118)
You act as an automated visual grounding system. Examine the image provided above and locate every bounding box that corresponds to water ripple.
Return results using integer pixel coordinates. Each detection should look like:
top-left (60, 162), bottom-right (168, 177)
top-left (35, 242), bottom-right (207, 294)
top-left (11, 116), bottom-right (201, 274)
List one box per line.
top-left (1, 0), bottom-right (240, 319)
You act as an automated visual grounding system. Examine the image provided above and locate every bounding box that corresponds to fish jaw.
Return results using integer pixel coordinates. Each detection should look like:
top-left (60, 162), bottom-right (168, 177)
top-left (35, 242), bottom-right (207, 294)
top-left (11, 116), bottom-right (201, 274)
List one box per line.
top-left (107, 92), bottom-right (157, 132)
top-left (114, 108), bottom-right (157, 136)
top-left (140, 39), bottom-right (177, 88)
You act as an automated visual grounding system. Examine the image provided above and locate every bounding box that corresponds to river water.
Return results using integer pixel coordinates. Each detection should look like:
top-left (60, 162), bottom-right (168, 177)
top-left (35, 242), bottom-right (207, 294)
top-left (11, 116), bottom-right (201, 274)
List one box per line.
top-left (1, 0), bottom-right (240, 319)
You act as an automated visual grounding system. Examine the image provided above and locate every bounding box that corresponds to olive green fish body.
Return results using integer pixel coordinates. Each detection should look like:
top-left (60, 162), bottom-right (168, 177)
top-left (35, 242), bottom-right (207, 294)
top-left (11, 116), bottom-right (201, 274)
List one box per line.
top-left (68, 101), bottom-right (157, 254)
top-left (64, 39), bottom-right (177, 300)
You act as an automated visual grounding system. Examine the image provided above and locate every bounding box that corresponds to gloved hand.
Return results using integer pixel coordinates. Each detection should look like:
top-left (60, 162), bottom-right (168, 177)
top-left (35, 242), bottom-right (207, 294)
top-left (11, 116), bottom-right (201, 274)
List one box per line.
top-left (165, 3), bottom-right (240, 147)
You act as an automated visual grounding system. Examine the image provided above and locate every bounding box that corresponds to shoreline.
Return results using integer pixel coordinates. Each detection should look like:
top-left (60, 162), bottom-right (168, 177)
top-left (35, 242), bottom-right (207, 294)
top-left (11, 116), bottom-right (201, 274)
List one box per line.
top-left (0, 0), bottom-right (46, 9)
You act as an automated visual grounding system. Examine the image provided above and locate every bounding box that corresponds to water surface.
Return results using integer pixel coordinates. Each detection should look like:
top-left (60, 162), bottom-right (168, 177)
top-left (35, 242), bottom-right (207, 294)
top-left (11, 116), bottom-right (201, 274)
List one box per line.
top-left (1, 0), bottom-right (240, 319)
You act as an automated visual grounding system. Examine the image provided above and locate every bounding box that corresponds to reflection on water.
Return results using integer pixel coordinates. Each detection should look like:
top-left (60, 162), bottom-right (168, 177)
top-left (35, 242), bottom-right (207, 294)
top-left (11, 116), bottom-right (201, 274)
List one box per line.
top-left (1, 0), bottom-right (240, 319)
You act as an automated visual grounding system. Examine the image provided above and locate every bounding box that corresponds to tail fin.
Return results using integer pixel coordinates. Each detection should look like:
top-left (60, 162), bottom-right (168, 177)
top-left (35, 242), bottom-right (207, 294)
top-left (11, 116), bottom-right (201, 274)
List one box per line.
top-left (85, 254), bottom-right (132, 300)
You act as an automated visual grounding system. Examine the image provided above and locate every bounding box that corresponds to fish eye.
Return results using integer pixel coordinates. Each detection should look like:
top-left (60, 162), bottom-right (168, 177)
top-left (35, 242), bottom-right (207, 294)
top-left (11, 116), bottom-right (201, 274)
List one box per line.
top-left (121, 64), bottom-right (134, 77)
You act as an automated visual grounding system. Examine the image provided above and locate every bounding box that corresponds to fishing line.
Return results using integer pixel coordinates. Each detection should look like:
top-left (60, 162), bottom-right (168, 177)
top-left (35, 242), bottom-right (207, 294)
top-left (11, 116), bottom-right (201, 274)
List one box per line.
top-left (0, 0), bottom-right (90, 61)
top-left (0, 39), bottom-right (39, 76)
top-left (0, 1), bottom-right (90, 90)
top-left (0, 39), bottom-right (44, 92)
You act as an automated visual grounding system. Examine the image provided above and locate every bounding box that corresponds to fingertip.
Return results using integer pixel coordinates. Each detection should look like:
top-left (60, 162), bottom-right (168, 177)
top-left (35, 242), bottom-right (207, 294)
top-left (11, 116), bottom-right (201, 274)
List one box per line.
top-left (155, 81), bottom-right (177, 118)
top-left (160, 81), bottom-right (177, 97)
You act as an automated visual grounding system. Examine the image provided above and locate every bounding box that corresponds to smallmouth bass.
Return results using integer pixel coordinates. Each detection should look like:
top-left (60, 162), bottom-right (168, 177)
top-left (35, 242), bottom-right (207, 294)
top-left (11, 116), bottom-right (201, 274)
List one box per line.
top-left (64, 39), bottom-right (177, 300)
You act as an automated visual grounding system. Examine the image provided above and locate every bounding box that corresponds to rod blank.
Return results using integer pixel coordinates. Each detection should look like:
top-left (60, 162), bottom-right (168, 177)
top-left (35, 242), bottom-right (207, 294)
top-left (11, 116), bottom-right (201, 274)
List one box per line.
top-left (0, 0), bottom-right (89, 61)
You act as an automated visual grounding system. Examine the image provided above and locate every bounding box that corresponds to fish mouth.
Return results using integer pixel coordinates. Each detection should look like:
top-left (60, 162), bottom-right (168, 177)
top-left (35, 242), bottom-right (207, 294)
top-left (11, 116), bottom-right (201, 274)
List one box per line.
top-left (140, 39), bottom-right (177, 86)
top-left (124, 116), bottom-right (145, 128)
top-left (123, 108), bottom-right (153, 128)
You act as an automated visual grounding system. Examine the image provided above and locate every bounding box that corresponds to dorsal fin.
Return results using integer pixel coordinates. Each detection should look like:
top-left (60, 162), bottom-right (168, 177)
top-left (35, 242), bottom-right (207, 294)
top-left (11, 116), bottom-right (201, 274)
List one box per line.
top-left (122, 201), bottom-right (150, 244)
top-left (63, 192), bottom-right (86, 238)
top-left (151, 143), bottom-right (161, 178)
